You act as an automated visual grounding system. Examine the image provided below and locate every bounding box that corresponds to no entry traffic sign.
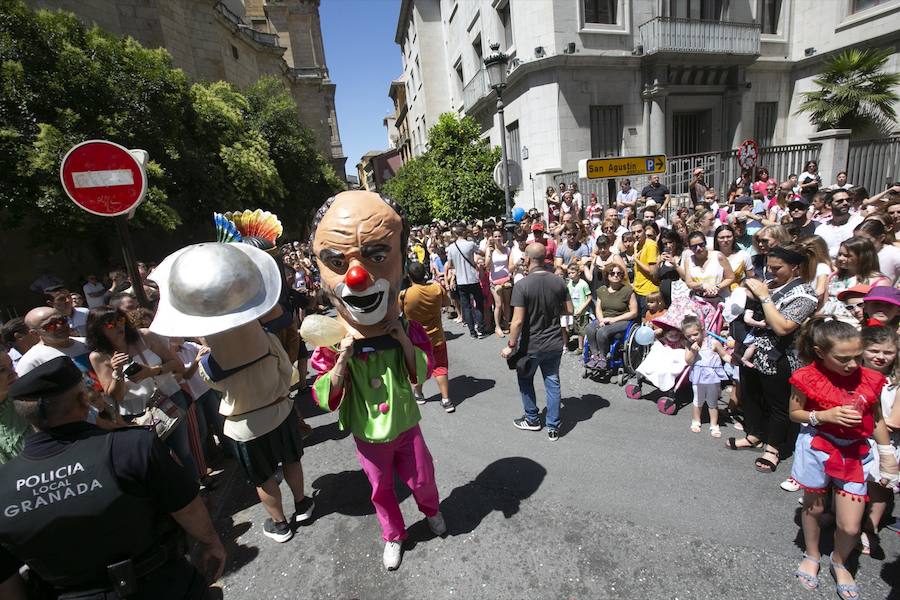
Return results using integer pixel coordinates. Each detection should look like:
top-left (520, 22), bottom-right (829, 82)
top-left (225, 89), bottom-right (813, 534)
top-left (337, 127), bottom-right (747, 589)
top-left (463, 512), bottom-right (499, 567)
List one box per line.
top-left (59, 140), bottom-right (147, 217)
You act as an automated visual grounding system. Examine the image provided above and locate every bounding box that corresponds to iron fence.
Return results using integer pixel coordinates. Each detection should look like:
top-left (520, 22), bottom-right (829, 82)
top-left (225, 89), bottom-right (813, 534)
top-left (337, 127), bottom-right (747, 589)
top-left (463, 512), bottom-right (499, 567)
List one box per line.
top-left (553, 143), bottom-right (821, 221)
top-left (847, 137), bottom-right (900, 195)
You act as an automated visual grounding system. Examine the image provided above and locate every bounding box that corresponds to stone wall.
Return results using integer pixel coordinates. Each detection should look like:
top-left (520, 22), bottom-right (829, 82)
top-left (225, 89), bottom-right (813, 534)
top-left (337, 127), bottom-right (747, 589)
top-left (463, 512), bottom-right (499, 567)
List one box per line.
top-left (25, 0), bottom-right (344, 165)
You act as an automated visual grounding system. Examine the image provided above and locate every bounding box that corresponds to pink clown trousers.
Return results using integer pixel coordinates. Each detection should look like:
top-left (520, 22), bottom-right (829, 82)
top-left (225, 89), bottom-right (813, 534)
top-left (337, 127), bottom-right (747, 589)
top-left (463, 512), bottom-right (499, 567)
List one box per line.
top-left (353, 424), bottom-right (440, 542)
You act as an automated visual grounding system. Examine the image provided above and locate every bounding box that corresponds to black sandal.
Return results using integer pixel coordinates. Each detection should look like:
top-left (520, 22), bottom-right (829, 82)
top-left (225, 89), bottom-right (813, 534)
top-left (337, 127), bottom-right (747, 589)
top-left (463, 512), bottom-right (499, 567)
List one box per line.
top-left (755, 449), bottom-right (779, 473)
top-left (726, 436), bottom-right (762, 450)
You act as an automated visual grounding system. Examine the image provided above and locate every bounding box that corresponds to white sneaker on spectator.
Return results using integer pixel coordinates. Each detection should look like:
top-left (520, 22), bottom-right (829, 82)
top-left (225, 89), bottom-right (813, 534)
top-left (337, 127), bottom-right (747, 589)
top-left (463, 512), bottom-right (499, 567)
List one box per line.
top-left (383, 541), bottom-right (402, 570)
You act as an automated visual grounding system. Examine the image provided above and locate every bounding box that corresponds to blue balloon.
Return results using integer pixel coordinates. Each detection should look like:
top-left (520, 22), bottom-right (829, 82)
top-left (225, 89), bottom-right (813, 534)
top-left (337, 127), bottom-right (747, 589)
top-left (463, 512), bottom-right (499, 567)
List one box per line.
top-left (512, 206), bottom-right (526, 222)
top-left (634, 325), bottom-right (656, 346)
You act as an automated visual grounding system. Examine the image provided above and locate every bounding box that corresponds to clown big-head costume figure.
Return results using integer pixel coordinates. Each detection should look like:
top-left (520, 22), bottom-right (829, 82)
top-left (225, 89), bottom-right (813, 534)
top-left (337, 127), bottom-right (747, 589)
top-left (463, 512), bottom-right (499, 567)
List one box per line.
top-left (309, 190), bottom-right (445, 571)
top-left (312, 191), bottom-right (408, 339)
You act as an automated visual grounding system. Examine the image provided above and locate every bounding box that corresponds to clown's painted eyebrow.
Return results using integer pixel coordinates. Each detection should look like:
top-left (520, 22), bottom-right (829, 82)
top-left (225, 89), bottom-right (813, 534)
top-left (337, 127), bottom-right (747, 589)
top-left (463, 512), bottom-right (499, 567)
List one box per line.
top-left (319, 248), bottom-right (345, 262)
top-left (361, 243), bottom-right (391, 258)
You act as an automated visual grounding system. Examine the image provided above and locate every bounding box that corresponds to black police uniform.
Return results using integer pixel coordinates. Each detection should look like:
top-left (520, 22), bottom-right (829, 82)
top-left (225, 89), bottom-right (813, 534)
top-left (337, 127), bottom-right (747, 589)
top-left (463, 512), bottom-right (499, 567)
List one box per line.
top-left (0, 421), bottom-right (206, 599)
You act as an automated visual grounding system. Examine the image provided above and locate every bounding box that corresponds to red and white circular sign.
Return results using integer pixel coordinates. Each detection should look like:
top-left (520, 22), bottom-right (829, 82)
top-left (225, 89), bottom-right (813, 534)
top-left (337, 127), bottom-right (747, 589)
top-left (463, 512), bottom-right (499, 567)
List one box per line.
top-left (59, 140), bottom-right (147, 217)
top-left (736, 139), bottom-right (760, 170)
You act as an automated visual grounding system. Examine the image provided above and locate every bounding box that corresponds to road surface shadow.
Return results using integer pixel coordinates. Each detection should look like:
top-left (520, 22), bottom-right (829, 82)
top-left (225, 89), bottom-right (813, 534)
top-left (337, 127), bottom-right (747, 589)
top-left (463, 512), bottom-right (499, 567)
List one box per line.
top-left (302, 420), bottom-right (351, 448)
top-left (310, 469), bottom-right (411, 518)
top-left (425, 457), bottom-right (546, 540)
top-left (881, 553), bottom-right (899, 593)
top-left (426, 374), bottom-right (495, 407)
top-left (559, 394), bottom-right (610, 436)
top-left (444, 331), bottom-right (464, 341)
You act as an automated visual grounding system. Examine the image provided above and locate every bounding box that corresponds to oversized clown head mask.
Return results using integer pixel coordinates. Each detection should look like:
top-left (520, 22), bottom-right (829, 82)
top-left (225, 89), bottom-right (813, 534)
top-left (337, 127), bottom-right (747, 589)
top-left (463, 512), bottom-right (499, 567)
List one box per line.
top-left (312, 191), bottom-right (406, 338)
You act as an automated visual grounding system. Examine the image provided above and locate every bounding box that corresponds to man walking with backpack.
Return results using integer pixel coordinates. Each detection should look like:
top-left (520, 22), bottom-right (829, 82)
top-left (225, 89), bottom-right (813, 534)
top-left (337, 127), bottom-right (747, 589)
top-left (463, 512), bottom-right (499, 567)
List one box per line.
top-left (445, 225), bottom-right (486, 339)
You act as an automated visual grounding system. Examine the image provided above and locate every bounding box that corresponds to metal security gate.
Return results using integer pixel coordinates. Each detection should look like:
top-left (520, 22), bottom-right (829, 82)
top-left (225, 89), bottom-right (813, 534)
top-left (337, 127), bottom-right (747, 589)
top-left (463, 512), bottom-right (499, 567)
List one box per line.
top-left (847, 137), bottom-right (900, 195)
top-left (672, 110), bottom-right (712, 156)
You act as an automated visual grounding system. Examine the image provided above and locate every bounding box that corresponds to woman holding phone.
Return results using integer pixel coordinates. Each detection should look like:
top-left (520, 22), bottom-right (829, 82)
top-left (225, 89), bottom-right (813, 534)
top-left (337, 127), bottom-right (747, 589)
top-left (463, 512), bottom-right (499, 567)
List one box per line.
top-left (86, 306), bottom-right (199, 480)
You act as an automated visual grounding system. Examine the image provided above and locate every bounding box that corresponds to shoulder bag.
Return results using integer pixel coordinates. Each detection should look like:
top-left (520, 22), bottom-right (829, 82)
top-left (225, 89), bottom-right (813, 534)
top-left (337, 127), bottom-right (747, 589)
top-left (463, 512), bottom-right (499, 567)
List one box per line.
top-left (131, 346), bottom-right (184, 440)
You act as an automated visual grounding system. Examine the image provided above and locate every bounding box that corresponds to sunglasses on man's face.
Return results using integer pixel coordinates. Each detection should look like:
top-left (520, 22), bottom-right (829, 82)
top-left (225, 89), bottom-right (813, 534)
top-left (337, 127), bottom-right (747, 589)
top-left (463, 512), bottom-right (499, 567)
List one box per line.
top-left (41, 317), bottom-right (68, 332)
top-left (608, 271), bottom-right (624, 277)
top-left (690, 242), bottom-right (706, 250)
top-left (103, 316), bottom-right (127, 330)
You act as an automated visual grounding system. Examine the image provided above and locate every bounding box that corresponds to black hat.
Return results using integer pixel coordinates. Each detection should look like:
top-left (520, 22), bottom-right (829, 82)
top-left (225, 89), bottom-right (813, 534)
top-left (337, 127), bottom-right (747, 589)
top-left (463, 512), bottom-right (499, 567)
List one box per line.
top-left (43, 284), bottom-right (68, 295)
top-left (8, 357), bottom-right (82, 400)
top-left (789, 197), bottom-right (810, 209)
top-left (733, 195), bottom-right (753, 206)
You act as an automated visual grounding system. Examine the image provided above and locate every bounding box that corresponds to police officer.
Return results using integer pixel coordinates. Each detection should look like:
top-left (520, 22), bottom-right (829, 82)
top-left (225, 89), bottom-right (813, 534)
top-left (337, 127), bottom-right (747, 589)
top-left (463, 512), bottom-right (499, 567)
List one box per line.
top-left (0, 356), bottom-right (225, 599)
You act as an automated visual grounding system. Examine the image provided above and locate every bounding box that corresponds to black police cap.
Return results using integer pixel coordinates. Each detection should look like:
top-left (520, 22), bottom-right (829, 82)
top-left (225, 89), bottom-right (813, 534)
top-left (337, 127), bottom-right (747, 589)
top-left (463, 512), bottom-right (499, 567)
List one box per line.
top-left (8, 356), bottom-right (82, 400)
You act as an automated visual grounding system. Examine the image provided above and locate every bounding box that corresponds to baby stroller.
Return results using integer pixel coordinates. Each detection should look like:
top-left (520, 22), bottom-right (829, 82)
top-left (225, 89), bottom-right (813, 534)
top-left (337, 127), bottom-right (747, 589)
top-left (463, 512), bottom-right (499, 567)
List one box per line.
top-left (581, 317), bottom-right (651, 385)
top-left (624, 283), bottom-right (725, 415)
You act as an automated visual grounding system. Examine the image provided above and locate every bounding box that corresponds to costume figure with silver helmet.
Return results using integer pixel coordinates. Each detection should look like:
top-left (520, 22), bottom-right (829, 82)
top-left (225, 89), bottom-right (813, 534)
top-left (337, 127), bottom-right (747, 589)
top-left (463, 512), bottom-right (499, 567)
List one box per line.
top-left (149, 226), bottom-right (315, 545)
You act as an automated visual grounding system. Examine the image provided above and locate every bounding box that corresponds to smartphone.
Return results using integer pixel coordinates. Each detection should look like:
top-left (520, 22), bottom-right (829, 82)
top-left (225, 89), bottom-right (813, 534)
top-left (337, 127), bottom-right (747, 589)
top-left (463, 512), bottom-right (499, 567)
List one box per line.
top-left (123, 362), bottom-right (143, 379)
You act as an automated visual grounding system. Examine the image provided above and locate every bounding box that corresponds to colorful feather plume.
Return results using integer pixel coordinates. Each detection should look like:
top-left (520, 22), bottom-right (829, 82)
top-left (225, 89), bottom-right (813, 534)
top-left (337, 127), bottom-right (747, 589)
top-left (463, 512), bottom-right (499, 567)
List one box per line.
top-left (214, 212), bottom-right (242, 243)
top-left (223, 209), bottom-right (283, 244)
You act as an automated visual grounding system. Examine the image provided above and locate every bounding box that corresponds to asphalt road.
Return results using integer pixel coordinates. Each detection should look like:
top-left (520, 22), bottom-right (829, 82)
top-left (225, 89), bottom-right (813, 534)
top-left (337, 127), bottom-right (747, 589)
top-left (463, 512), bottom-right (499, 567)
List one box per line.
top-left (207, 318), bottom-right (900, 600)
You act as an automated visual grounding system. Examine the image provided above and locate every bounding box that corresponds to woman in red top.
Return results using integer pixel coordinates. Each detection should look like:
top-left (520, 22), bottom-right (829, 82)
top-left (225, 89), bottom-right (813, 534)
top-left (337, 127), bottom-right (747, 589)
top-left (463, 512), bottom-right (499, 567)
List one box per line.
top-left (788, 318), bottom-right (899, 597)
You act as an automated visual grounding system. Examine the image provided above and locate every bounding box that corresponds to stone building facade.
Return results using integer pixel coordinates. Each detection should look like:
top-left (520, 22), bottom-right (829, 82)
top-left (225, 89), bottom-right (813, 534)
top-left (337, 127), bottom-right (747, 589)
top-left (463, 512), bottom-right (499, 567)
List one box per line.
top-left (395, 0), bottom-right (900, 211)
top-left (28, 0), bottom-right (346, 176)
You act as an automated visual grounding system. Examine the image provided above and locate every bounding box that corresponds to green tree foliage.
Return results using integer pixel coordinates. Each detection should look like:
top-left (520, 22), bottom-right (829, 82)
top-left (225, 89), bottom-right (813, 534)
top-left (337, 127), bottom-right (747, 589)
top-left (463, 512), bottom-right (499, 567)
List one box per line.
top-left (382, 156), bottom-right (433, 224)
top-left (385, 112), bottom-right (502, 224)
top-left (796, 48), bottom-right (900, 135)
top-left (0, 0), bottom-right (341, 246)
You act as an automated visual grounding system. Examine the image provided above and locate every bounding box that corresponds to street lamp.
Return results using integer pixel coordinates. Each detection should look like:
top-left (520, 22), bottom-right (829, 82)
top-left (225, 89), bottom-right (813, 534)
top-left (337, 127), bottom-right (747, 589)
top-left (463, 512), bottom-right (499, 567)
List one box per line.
top-left (484, 43), bottom-right (513, 238)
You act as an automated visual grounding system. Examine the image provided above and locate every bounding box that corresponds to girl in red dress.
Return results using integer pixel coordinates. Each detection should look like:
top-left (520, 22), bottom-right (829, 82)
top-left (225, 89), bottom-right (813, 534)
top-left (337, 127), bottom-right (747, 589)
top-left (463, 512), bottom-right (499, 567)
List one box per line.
top-left (788, 317), bottom-right (899, 598)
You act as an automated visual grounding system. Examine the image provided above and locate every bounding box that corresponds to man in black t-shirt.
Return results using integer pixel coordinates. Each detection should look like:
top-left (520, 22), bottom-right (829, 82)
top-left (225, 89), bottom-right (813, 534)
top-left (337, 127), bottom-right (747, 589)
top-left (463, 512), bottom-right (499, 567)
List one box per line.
top-left (786, 197), bottom-right (818, 240)
top-left (501, 244), bottom-right (573, 441)
top-left (640, 175), bottom-right (670, 211)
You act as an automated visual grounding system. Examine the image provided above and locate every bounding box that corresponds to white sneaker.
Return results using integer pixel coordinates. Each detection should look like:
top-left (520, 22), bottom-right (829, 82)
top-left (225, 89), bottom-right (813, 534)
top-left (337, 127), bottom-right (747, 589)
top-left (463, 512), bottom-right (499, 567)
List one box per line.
top-left (383, 541), bottom-right (402, 570)
top-left (440, 398), bottom-right (455, 413)
top-left (427, 511), bottom-right (447, 536)
top-left (780, 477), bottom-right (801, 492)
top-left (414, 391), bottom-right (426, 405)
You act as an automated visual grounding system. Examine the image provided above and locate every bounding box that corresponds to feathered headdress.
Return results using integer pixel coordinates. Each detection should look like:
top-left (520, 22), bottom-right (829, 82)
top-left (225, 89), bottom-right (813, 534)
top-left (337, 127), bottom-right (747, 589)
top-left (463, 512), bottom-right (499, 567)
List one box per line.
top-left (213, 209), bottom-right (283, 246)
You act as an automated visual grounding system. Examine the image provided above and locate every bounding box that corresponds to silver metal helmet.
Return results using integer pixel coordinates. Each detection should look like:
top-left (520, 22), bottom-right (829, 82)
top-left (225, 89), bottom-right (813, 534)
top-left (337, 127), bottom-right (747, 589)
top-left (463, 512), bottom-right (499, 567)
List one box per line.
top-left (149, 243), bottom-right (281, 337)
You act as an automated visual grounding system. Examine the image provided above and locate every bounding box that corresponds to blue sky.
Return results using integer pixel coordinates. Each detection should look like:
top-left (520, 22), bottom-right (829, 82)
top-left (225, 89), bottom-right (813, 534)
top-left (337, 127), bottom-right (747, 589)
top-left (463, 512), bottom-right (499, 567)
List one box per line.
top-left (320, 0), bottom-right (402, 178)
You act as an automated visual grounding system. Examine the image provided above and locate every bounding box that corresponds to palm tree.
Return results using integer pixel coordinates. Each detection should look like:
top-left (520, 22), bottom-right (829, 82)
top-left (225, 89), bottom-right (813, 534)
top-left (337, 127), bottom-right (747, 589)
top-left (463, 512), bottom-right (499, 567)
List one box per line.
top-left (796, 48), bottom-right (900, 135)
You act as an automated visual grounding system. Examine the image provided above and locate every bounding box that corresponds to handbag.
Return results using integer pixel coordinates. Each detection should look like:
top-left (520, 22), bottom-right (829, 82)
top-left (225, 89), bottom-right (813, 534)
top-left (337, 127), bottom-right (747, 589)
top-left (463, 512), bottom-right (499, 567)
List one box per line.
top-left (491, 275), bottom-right (512, 287)
top-left (131, 346), bottom-right (185, 440)
top-left (133, 388), bottom-right (184, 440)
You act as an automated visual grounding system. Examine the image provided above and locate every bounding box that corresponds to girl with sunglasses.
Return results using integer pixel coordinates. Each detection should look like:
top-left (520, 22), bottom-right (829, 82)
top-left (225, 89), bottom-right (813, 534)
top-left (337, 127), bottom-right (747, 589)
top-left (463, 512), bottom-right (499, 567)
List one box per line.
top-left (86, 307), bottom-right (200, 481)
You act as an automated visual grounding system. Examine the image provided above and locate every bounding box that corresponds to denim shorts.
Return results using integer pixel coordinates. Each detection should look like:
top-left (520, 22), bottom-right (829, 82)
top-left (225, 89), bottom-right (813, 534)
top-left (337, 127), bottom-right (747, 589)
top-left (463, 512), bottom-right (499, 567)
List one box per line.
top-left (791, 426), bottom-right (873, 499)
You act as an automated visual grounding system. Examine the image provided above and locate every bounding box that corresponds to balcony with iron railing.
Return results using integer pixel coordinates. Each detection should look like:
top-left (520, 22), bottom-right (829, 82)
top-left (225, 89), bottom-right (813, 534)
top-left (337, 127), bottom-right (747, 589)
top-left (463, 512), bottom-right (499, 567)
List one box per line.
top-left (638, 17), bottom-right (760, 58)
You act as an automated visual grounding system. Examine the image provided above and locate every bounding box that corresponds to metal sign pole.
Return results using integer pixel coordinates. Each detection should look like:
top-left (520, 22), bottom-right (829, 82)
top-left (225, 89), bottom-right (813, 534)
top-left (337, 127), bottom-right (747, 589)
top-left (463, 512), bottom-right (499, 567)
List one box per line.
top-left (114, 216), bottom-right (149, 308)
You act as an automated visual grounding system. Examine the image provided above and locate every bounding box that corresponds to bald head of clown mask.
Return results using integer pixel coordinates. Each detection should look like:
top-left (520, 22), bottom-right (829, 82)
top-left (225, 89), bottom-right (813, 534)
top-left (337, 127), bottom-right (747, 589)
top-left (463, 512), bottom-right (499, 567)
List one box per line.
top-left (311, 191), bottom-right (409, 338)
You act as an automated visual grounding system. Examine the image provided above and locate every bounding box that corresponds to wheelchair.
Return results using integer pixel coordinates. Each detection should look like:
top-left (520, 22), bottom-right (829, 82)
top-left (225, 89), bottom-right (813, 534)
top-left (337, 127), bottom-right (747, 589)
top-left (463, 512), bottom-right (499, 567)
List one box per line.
top-left (581, 318), bottom-right (651, 385)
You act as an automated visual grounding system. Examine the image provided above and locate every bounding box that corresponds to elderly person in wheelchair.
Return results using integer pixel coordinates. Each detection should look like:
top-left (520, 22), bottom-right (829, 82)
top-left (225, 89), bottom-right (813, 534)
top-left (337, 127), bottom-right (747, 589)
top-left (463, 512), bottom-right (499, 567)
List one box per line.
top-left (584, 263), bottom-right (638, 372)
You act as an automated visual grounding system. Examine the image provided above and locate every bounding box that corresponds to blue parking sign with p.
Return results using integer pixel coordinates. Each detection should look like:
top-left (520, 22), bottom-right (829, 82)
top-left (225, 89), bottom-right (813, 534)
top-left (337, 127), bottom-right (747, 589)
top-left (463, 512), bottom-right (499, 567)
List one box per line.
top-left (646, 159), bottom-right (655, 171)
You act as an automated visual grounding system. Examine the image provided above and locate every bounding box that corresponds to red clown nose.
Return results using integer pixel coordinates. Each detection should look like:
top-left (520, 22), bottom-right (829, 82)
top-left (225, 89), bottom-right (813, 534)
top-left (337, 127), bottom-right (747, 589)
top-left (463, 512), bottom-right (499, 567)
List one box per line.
top-left (344, 264), bottom-right (370, 291)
